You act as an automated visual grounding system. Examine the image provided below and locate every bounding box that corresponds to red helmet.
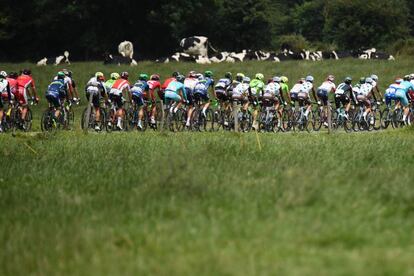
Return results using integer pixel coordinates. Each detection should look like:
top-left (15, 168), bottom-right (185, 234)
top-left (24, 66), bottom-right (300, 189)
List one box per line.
top-left (150, 74), bottom-right (160, 81)
top-left (121, 71), bottom-right (129, 79)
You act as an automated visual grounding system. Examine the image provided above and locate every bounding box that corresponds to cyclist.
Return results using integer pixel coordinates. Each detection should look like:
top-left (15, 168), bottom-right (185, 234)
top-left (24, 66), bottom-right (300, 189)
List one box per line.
top-left (54, 69), bottom-right (73, 102)
top-left (249, 73), bottom-right (265, 129)
top-left (62, 69), bottom-right (79, 104)
top-left (105, 72), bottom-right (120, 91)
top-left (164, 74), bottom-right (186, 114)
top-left (232, 76), bottom-right (251, 116)
top-left (290, 78), bottom-right (305, 107)
top-left (16, 69), bottom-right (38, 127)
top-left (193, 72), bottom-right (215, 118)
top-left (184, 71), bottom-right (199, 127)
top-left (0, 71), bottom-right (11, 132)
top-left (384, 78), bottom-right (403, 107)
top-left (45, 71), bottom-right (67, 123)
top-left (130, 73), bottom-right (150, 130)
top-left (335, 77), bottom-right (353, 119)
top-left (298, 75), bottom-right (316, 118)
top-left (85, 72), bottom-right (107, 131)
top-left (399, 76), bottom-right (414, 124)
top-left (214, 72), bottom-right (233, 119)
top-left (109, 71), bottom-right (131, 130)
top-left (280, 76), bottom-right (290, 104)
top-left (263, 76), bottom-right (284, 128)
top-left (227, 73), bottom-right (244, 97)
top-left (356, 77), bottom-right (377, 122)
top-left (147, 74), bottom-right (162, 125)
top-left (161, 71), bottom-right (180, 102)
top-left (370, 74), bottom-right (382, 105)
top-left (317, 75), bottom-right (336, 126)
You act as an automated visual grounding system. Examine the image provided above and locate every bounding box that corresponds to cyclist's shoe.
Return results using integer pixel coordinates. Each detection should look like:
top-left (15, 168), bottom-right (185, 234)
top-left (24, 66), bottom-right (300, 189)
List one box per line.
top-left (323, 122), bottom-right (329, 127)
top-left (344, 113), bottom-right (349, 120)
top-left (95, 125), bottom-right (101, 131)
top-left (370, 117), bottom-right (374, 124)
top-left (116, 121), bottom-right (123, 130)
top-left (137, 121), bottom-right (143, 130)
top-left (150, 117), bottom-right (156, 124)
top-left (224, 121), bottom-right (229, 126)
top-left (0, 125), bottom-right (3, 133)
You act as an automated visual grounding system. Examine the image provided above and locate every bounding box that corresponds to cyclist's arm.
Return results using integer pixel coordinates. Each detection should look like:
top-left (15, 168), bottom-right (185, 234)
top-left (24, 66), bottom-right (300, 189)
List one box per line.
top-left (279, 87), bottom-right (285, 103)
top-left (7, 83), bottom-right (11, 102)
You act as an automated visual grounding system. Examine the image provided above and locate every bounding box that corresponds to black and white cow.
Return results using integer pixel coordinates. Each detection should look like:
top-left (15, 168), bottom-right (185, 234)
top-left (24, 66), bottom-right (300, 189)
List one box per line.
top-left (103, 53), bottom-right (137, 66)
top-left (37, 51), bottom-right (70, 66)
top-left (157, 52), bottom-right (210, 64)
top-left (180, 36), bottom-right (217, 57)
top-left (118, 41), bottom-right (134, 59)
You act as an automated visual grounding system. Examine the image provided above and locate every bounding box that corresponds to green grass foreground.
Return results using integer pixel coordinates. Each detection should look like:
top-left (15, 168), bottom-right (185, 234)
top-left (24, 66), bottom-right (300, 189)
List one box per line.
top-left (1, 129), bottom-right (414, 275)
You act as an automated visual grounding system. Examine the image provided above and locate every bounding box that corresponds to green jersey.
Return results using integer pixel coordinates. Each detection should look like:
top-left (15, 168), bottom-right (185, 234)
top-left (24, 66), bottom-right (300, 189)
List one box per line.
top-left (105, 79), bottom-right (116, 89)
top-left (249, 79), bottom-right (265, 96)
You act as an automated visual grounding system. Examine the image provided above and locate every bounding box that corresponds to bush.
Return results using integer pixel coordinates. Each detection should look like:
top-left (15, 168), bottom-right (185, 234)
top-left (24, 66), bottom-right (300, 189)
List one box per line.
top-left (389, 38), bottom-right (414, 56)
top-left (274, 34), bottom-right (310, 52)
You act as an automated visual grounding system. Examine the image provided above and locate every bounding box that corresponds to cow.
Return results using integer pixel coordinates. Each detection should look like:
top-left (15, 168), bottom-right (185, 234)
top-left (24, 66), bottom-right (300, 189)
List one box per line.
top-left (37, 51), bottom-right (70, 66)
top-left (209, 52), bottom-right (231, 63)
top-left (180, 36), bottom-right (217, 57)
top-left (118, 41), bottom-right (134, 59)
top-left (103, 53), bottom-right (137, 66)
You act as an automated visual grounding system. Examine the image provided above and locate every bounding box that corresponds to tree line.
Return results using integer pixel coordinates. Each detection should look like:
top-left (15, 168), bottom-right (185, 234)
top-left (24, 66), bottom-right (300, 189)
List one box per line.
top-left (0, 0), bottom-right (413, 61)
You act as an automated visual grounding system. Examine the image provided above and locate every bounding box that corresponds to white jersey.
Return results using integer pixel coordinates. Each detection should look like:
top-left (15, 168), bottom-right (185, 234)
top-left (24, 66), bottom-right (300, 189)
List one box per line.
top-left (54, 76), bottom-right (72, 89)
top-left (300, 81), bottom-right (313, 94)
top-left (86, 77), bottom-right (102, 95)
top-left (264, 82), bottom-right (280, 96)
top-left (0, 79), bottom-right (9, 93)
top-left (232, 83), bottom-right (249, 96)
top-left (359, 83), bottom-right (373, 96)
top-left (318, 81), bottom-right (336, 92)
top-left (184, 78), bottom-right (198, 93)
top-left (290, 83), bottom-right (302, 93)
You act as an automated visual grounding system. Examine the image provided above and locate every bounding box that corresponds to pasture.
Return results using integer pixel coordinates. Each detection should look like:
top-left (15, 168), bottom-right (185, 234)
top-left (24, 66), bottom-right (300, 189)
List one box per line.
top-left (1, 60), bottom-right (414, 275)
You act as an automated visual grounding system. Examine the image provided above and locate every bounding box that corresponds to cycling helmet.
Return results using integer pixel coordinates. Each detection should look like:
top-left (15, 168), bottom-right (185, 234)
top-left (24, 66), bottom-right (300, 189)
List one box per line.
top-left (57, 71), bottom-right (65, 79)
top-left (0, 71), bottom-right (7, 78)
top-left (344, 77), bottom-right (352, 84)
top-left (404, 75), bottom-right (410, 81)
top-left (197, 75), bottom-right (205, 81)
top-left (8, 72), bottom-right (18, 79)
top-left (242, 77), bottom-right (250, 83)
top-left (280, 76), bottom-right (288, 83)
top-left (139, 73), bottom-right (149, 81)
top-left (236, 73), bottom-right (245, 82)
top-left (272, 76), bottom-right (281, 83)
top-left (305, 75), bottom-right (314, 82)
top-left (121, 71), bottom-right (129, 79)
top-left (172, 71), bottom-right (180, 77)
top-left (95, 72), bottom-right (104, 78)
top-left (196, 73), bottom-right (203, 79)
top-left (365, 77), bottom-right (373, 84)
top-left (188, 71), bottom-right (197, 78)
top-left (327, 75), bottom-right (335, 82)
top-left (395, 78), bottom-right (403, 84)
top-left (176, 74), bottom-right (185, 83)
top-left (22, 69), bottom-right (31, 75)
top-left (410, 73), bottom-right (414, 80)
top-left (359, 77), bottom-right (365, 84)
top-left (110, 72), bottom-right (120, 80)
top-left (255, 73), bottom-right (264, 80)
top-left (150, 74), bottom-right (160, 81)
top-left (204, 70), bottom-right (213, 77)
top-left (225, 72), bottom-right (232, 79)
top-left (370, 74), bottom-right (378, 81)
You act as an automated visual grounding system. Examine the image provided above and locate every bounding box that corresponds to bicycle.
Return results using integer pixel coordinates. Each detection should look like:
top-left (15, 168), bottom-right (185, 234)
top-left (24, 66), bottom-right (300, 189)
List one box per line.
top-left (81, 101), bottom-right (107, 132)
top-left (41, 100), bottom-right (73, 132)
top-left (332, 105), bottom-right (352, 132)
top-left (231, 98), bottom-right (252, 132)
top-left (293, 99), bottom-right (313, 132)
top-left (258, 98), bottom-right (281, 132)
top-left (7, 100), bottom-right (33, 132)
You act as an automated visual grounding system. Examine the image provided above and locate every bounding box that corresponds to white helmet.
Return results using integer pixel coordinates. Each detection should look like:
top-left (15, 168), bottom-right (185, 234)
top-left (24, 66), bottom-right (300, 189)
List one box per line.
top-left (0, 71), bottom-right (7, 78)
top-left (306, 75), bottom-right (314, 82)
top-left (395, 78), bottom-right (403, 84)
top-left (365, 77), bottom-right (373, 84)
top-left (370, 74), bottom-right (378, 81)
top-left (272, 76), bottom-right (281, 82)
top-left (410, 73), bottom-right (414, 80)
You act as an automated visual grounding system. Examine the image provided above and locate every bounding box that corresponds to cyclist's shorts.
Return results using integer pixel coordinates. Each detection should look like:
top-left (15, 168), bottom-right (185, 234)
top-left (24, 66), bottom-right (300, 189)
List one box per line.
top-left (16, 87), bottom-right (28, 105)
top-left (231, 94), bottom-right (248, 103)
top-left (317, 89), bottom-right (329, 105)
top-left (86, 92), bottom-right (100, 108)
top-left (290, 92), bottom-right (298, 102)
top-left (46, 93), bottom-right (61, 108)
top-left (132, 94), bottom-right (145, 106)
top-left (356, 95), bottom-right (370, 107)
top-left (215, 91), bottom-right (228, 102)
top-left (165, 90), bottom-right (181, 102)
top-left (335, 94), bottom-right (350, 108)
top-left (385, 93), bottom-right (397, 106)
top-left (396, 90), bottom-right (409, 106)
top-left (194, 92), bottom-right (209, 102)
top-left (111, 94), bottom-right (124, 109)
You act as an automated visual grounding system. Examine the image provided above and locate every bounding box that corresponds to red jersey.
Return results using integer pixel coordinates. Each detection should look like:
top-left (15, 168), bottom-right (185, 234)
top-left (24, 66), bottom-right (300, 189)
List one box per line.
top-left (112, 79), bottom-right (130, 91)
top-left (161, 77), bottom-right (175, 90)
top-left (16, 74), bottom-right (35, 90)
top-left (6, 78), bottom-right (17, 95)
top-left (147, 80), bottom-right (161, 100)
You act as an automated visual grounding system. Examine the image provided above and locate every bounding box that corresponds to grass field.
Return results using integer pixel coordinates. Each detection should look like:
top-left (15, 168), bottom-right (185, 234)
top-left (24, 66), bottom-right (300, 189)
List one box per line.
top-left (1, 60), bottom-right (414, 275)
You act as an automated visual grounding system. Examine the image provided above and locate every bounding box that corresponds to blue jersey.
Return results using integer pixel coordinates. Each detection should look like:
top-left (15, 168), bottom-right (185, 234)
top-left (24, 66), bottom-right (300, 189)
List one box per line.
top-left (215, 78), bottom-right (231, 92)
top-left (401, 81), bottom-right (414, 94)
top-left (47, 79), bottom-right (66, 98)
top-left (131, 80), bottom-right (149, 96)
top-left (166, 81), bottom-right (187, 100)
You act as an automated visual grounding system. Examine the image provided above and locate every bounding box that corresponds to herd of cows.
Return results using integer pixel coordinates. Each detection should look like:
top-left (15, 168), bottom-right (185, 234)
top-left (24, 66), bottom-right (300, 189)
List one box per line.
top-left (36, 36), bottom-right (395, 66)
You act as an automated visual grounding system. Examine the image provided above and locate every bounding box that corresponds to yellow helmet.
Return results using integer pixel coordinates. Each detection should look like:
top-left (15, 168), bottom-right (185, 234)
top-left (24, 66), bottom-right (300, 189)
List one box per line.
top-left (95, 72), bottom-right (104, 78)
top-left (281, 76), bottom-right (288, 83)
top-left (110, 72), bottom-right (120, 80)
top-left (255, 73), bottom-right (264, 80)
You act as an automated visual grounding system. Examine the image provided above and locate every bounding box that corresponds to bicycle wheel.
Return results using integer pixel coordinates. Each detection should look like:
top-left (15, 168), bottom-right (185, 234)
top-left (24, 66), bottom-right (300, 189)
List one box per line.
top-left (392, 109), bottom-right (403, 128)
top-left (22, 109), bottom-right (32, 132)
top-left (41, 110), bottom-right (52, 132)
top-left (373, 110), bottom-right (381, 130)
top-left (211, 109), bottom-right (222, 132)
top-left (312, 108), bottom-right (322, 131)
top-left (202, 109), bottom-right (213, 131)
